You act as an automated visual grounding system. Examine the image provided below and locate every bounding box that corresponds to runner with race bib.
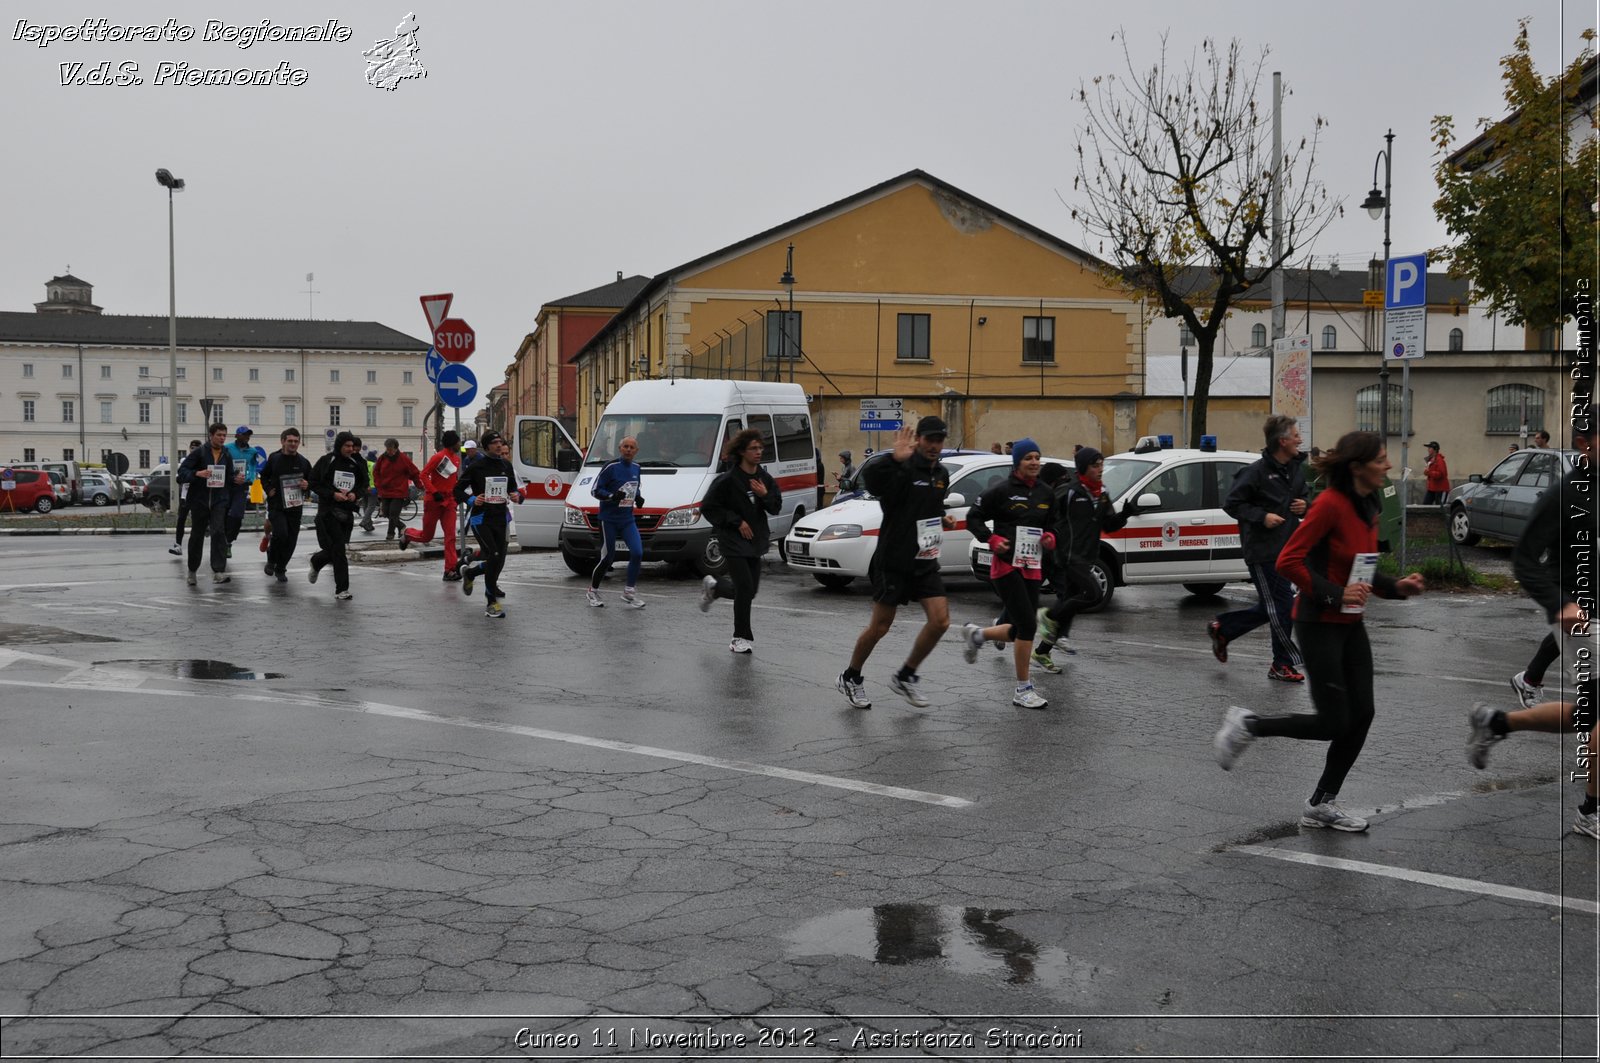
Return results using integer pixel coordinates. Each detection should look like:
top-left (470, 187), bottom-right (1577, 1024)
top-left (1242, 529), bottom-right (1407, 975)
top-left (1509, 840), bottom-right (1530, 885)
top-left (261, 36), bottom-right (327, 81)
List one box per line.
top-left (455, 431), bottom-right (524, 619)
top-left (587, 436), bottom-right (646, 609)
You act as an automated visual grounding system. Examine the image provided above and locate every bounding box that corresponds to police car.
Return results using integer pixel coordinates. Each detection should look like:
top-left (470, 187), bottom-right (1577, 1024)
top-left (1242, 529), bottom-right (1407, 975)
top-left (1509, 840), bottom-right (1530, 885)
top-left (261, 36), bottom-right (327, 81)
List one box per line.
top-left (968, 436), bottom-right (1258, 609)
top-left (782, 451), bottom-right (1071, 588)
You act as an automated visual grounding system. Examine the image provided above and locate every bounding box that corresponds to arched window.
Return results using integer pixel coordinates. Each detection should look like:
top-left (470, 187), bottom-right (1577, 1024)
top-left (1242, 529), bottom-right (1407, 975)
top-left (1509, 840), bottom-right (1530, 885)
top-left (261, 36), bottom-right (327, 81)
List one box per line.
top-left (1250, 323), bottom-right (1267, 348)
top-left (1448, 327), bottom-right (1464, 351)
top-left (1486, 384), bottom-right (1545, 434)
top-left (1355, 383), bottom-right (1412, 436)
top-left (1321, 325), bottom-right (1337, 350)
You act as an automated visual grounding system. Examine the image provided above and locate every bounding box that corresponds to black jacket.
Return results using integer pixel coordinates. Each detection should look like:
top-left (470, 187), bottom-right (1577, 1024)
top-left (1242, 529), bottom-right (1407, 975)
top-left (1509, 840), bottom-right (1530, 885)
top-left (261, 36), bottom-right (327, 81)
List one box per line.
top-left (702, 464), bottom-right (782, 558)
top-left (1051, 470), bottom-right (1129, 564)
top-left (456, 454), bottom-right (520, 523)
top-left (259, 451), bottom-right (313, 512)
top-left (176, 444), bottom-right (236, 509)
top-left (310, 451), bottom-right (369, 511)
top-left (864, 451), bottom-right (950, 571)
top-left (1223, 449), bottom-right (1309, 564)
top-left (967, 473), bottom-right (1057, 562)
top-left (1512, 458), bottom-right (1594, 623)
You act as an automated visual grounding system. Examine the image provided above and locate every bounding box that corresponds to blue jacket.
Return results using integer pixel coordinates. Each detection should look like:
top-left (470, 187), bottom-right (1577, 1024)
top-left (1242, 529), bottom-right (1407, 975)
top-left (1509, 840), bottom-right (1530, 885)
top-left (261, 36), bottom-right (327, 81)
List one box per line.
top-left (591, 459), bottom-right (644, 523)
top-left (224, 441), bottom-right (260, 485)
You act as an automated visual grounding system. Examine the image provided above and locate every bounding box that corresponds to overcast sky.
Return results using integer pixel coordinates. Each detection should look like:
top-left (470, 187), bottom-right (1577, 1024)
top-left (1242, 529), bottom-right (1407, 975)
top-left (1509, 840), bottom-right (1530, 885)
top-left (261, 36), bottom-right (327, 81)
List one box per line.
top-left (4, 0), bottom-right (1593, 402)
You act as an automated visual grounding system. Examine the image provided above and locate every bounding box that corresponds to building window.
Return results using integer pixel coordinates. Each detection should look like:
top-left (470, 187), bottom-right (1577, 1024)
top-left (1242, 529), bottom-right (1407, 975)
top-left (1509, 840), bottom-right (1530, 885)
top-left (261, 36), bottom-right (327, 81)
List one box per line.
top-left (366, 370), bottom-right (377, 384)
top-left (100, 401), bottom-right (113, 423)
top-left (403, 370), bottom-right (413, 385)
top-left (139, 402), bottom-right (151, 424)
top-left (139, 366), bottom-right (150, 379)
top-left (210, 404), bottom-right (224, 425)
top-left (1251, 323), bottom-right (1268, 348)
top-left (62, 448), bottom-right (74, 461)
top-left (62, 400), bottom-right (75, 423)
top-left (22, 400), bottom-right (34, 422)
top-left (284, 403), bottom-right (297, 426)
top-left (22, 363), bottom-right (33, 378)
top-left (63, 363), bottom-right (73, 378)
top-left (177, 402), bottom-right (187, 424)
top-left (248, 404), bottom-right (260, 425)
top-left (285, 368), bottom-right (295, 382)
top-left (365, 405), bottom-right (378, 427)
top-left (766, 311), bottom-right (802, 360)
top-left (1486, 384), bottom-right (1545, 434)
top-left (248, 368), bottom-right (259, 382)
top-left (139, 449), bottom-right (150, 469)
top-left (330, 369), bottom-right (341, 383)
top-left (1321, 325), bottom-right (1337, 350)
top-left (212, 367), bottom-right (223, 382)
top-left (1178, 324), bottom-right (1195, 348)
top-left (329, 405), bottom-right (341, 426)
top-left (100, 365), bottom-right (111, 380)
top-left (1023, 316), bottom-right (1055, 363)
top-left (896, 313), bottom-right (931, 360)
top-left (1449, 328), bottom-right (1464, 351)
top-left (175, 366), bottom-right (186, 380)
top-left (401, 405), bottom-right (414, 428)
top-left (1354, 383), bottom-right (1411, 436)
top-left (22, 448), bottom-right (34, 462)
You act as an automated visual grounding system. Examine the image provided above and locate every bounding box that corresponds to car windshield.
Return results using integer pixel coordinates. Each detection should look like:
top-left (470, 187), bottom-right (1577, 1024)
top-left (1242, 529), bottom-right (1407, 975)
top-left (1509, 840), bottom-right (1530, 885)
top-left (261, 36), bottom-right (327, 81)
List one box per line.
top-left (584, 413), bottom-right (725, 469)
top-left (1101, 457), bottom-right (1157, 501)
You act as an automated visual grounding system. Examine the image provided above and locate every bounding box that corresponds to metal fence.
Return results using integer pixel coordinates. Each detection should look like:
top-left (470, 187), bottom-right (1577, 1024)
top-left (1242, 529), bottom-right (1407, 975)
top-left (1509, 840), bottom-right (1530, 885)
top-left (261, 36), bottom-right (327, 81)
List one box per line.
top-left (680, 309), bottom-right (801, 383)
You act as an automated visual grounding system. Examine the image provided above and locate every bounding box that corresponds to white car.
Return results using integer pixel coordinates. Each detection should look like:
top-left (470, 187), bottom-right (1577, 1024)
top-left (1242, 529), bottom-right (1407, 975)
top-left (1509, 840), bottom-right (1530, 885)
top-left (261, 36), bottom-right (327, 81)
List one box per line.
top-left (782, 452), bottom-right (1071, 589)
top-left (969, 442), bottom-right (1262, 609)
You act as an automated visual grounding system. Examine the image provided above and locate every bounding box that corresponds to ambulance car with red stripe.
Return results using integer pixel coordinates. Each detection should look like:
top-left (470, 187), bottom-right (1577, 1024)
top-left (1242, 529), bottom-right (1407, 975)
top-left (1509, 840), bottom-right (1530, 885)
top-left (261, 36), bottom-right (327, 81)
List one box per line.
top-left (557, 379), bottom-right (819, 578)
top-left (969, 437), bottom-right (1257, 609)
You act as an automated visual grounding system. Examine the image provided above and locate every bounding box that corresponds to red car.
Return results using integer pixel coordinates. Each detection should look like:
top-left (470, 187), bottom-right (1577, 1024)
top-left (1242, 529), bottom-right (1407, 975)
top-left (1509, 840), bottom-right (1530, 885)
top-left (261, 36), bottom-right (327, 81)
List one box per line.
top-left (0, 468), bottom-right (58, 513)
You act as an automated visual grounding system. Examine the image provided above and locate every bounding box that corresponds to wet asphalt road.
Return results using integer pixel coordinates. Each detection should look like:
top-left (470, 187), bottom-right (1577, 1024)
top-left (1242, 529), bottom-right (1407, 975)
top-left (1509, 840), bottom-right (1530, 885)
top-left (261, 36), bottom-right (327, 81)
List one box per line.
top-left (0, 534), bottom-right (1594, 1061)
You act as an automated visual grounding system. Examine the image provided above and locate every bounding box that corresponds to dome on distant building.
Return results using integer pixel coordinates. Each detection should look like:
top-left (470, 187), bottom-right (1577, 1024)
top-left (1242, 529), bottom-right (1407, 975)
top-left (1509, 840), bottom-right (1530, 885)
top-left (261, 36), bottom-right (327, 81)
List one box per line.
top-left (35, 273), bottom-right (102, 315)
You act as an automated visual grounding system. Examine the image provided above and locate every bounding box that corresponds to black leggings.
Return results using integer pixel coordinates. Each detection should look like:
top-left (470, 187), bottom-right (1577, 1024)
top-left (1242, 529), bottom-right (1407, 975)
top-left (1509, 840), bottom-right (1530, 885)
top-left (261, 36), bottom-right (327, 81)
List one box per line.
top-left (1525, 632), bottom-right (1561, 686)
top-left (468, 516), bottom-right (509, 600)
top-left (715, 553), bottom-right (762, 640)
top-left (991, 571), bottom-right (1042, 643)
top-left (311, 506), bottom-right (354, 592)
top-left (1042, 561), bottom-right (1103, 643)
top-left (1250, 621), bottom-right (1375, 798)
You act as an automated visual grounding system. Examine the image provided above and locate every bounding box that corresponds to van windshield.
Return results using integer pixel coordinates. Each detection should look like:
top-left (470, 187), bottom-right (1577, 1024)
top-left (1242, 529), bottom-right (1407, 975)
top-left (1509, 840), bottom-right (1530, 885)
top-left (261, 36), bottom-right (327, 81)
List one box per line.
top-left (585, 413), bottom-right (725, 469)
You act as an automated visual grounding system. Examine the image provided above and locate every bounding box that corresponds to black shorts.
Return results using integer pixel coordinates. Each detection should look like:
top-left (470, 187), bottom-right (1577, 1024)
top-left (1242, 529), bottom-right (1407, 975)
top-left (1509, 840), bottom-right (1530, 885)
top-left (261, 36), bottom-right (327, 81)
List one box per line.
top-left (869, 557), bottom-right (945, 606)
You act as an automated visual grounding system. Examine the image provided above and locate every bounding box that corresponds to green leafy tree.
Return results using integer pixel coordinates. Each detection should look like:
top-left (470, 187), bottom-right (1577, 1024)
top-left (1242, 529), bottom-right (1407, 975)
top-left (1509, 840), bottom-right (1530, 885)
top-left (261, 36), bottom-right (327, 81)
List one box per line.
top-left (1072, 32), bottom-right (1339, 445)
top-left (1432, 21), bottom-right (1598, 335)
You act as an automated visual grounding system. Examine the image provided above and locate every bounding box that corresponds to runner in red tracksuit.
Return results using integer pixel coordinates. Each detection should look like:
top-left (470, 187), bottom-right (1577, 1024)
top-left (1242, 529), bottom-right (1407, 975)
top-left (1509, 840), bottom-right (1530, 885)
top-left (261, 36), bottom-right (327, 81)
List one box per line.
top-left (401, 430), bottom-right (462, 579)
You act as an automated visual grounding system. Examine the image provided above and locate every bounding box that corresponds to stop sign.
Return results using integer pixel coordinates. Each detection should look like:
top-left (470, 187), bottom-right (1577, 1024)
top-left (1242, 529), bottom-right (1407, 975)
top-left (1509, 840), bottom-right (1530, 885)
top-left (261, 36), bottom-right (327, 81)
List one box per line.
top-left (434, 318), bottom-right (475, 363)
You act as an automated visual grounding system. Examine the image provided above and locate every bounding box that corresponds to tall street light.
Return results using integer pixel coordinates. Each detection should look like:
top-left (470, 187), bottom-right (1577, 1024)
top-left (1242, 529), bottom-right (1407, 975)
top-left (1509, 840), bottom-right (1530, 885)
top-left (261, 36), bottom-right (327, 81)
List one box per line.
top-left (1361, 129), bottom-right (1406, 564)
top-left (778, 243), bottom-right (796, 385)
top-left (156, 168), bottom-right (184, 532)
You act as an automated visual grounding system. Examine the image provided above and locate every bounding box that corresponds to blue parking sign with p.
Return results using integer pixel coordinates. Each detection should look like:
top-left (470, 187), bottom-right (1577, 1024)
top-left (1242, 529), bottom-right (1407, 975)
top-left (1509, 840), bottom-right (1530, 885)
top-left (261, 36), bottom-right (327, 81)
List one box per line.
top-left (1386, 254), bottom-right (1427, 309)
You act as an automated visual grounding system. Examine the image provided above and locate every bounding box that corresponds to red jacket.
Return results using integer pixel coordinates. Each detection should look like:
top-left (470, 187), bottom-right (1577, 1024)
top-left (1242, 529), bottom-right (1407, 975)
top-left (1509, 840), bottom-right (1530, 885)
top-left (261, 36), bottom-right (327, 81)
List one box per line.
top-left (1424, 452), bottom-right (1450, 492)
top-left (372, 451), bottom-right (422, 499)
top-left (1278, 486), bottom-right (1401, 624)
top-left (419, 448), bottom-right (460, 501)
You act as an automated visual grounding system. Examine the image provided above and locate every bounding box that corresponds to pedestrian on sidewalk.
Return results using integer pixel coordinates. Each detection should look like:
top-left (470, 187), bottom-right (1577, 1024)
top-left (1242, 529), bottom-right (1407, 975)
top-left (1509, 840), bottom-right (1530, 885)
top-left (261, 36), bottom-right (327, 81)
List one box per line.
top-left (1422, 441), bottom-right (1451, 505)
top-left (1467, 416), bottom-right (1597, 839)
top-left (259, 428), bottom-right (312, 582)
top-left (373, 438), bottom-right (423, 541)
top-left (175, 423), bottom-right (235, 585)
top-left (1206, 415), bottom-right (1309, 683)
top-left (586, 436), bottom-right (646, 609)
top-left (1212, 431), bottom-right (1425, 832)
top-left (401, 430), bottom-right (463, 580)
top-left (1034, 446), bottom-right (1132, 669)
top-left (958, 437), bottom-right (1058, 709)
top-left (357, 444), bottom-right (380, 532)
top-left (455, 432), bottom-right (524, 619)
top-left (698, 428), bottom-right (781, 654)
top-left (835, 417), bottom-right (954, 710)
top-left (307, 431), bottom-right (367, 600)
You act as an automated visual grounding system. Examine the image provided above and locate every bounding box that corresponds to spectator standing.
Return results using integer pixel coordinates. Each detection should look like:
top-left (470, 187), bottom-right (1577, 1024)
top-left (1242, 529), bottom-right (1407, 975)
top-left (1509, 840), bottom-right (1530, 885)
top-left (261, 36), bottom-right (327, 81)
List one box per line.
top-left (835, 450), bottom-right (857, 491)
top-left (373, 438), bottom-right (423, 541)
top-left (401, 430), bottom-right (463, 580)
top-left (1422, 441), bottom-right (1450, 505)
top-left (698, 429), bottom-right (782, 654)
top-left (176, 423), bottom-right (236, 585)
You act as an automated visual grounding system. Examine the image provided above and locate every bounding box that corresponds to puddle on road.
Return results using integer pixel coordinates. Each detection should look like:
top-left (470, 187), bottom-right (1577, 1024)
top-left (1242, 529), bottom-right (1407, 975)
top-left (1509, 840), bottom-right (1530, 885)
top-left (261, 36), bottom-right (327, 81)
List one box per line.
top-left (787, 904), bottom-right (1102, 992)
top-left (98, 659), bottom-right (285, 681)
top-left (0, 624), bottom-right (120, 645)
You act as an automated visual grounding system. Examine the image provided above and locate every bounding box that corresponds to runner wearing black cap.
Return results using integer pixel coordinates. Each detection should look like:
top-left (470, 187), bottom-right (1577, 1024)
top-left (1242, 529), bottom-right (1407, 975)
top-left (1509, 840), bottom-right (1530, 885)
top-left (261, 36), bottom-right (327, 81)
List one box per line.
top-left (836, 417), bottom-right (954, 710)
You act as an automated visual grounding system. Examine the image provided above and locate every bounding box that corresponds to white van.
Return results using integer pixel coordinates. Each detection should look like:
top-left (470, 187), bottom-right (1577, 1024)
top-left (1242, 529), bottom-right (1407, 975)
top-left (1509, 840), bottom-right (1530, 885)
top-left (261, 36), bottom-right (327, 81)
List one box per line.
top-left (558, 379), bottom-right (820, 577)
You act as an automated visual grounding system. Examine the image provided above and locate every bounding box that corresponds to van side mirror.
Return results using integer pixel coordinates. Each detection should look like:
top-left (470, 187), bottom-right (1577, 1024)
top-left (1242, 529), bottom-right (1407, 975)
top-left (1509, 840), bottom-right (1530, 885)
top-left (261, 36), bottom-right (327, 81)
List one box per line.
top-left (1468, 474), bottom-right (1482, 484)
top-left (557, 450), bottom-right (580, 472)
top-left (943, 493), bottom-right (967, 509)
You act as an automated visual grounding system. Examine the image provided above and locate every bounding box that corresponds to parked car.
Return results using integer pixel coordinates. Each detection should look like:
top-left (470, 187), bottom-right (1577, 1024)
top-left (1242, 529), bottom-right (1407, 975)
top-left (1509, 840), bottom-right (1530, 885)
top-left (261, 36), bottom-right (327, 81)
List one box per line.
top-left (122, 474), bottom-right (149, 501)
top-left (1445, 447), bottom-right (1578, 546)
top-left (0, 468), bottom-right (58, 513)
top-left (967, 440), bottom-right (1260, 610)
top-left (80, 473), bottom-right (121, 506)
top-left (13, 460), bottom-right (83, 504)
top-left (47, 471), bottom-right (71, 507)
top-left (141, 468), bottom-right (174, 511)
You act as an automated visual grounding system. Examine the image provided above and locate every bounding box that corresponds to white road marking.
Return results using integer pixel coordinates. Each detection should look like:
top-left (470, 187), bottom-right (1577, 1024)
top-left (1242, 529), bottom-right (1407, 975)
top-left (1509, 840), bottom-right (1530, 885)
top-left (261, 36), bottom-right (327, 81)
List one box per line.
top-left (0, 654), bottom-right (973, 809)
top-left (1236, 845), bottom-right (1598, 915)
top-left (1107, 638), bottom-right (1513, 688)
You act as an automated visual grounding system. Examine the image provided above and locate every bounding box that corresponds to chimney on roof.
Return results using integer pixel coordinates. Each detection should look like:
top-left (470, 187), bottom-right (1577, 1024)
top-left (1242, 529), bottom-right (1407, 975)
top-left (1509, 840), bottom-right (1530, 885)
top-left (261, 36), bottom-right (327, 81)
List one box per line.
top-left (617, 271), bottom-right (623, 283)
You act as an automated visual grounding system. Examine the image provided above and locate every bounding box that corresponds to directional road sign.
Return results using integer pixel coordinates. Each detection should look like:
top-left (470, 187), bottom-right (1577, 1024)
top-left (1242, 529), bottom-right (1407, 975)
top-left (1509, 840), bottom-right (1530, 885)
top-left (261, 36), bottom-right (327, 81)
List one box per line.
top-left (859, 419), bottom-right (903, 431)
top-left (860, 398), bottom-right (904, 413)
top-left (1384, 253), bottom-right (1428, 360)
top-left (135, 385), bottom-right (170, 398)
top-left (424, 347), bottom-right (446, 383)
top-left (419, 293), bottom-right (453, 333)
top-left (435, 363), bottom-right (478, 408)
top-left (434, 318), bottom-right (475, 363)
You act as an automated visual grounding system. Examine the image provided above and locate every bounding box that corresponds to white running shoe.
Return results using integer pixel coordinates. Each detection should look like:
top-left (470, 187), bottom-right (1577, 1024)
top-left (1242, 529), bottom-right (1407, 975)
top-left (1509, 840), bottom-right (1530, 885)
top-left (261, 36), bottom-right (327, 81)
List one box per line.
top-left (1465, 703), bottom-right (1502, 769)
top-left (1509, 671), bottom-right (1545, 709)
top-left (729, 637), bottom-right (753, 654)
top-left (586, 588), bottom-right (604, 608)
top-left (961, 623), bottom-right (984, 664)
top-left (837, 673), bottom-right (872, 709)
top-left (1575, 809), bottom-right (1599, 840)
top-left (1213, 706), bottom-right (1256, 771)
top-left (699, 575), bottom-right (718, 612)
top-left (621, 588), bottom-right (645, 609)
top-left (1012, 684), bottom-right (1048, 709)
top-left (888, 673), bottom-right (930, 708)
top-left (1300, 800), bottom-right (1369, 832)
top-left (168, 543), bottom-right (182, 556)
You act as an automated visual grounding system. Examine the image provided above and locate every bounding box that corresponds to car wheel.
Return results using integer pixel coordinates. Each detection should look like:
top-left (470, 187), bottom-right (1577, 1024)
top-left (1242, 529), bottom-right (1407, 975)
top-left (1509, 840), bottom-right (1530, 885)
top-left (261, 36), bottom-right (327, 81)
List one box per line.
top-left (1183, 582), bottom-right (1226, 597)
top-left (693, 537), bottom-right (727, 579)
top-left (92, 493), bottom-right (110, 506)
top-left (559, 541), bottom-right (591, 576)
top-left (35, 496), bottom-right (53, 514)
top-left (1083, 555), bottom-right (1117, 612)
top-left (1449, 505), bottom-right (1480, 546)
top-left (813, 573), bottom-right (854, 590)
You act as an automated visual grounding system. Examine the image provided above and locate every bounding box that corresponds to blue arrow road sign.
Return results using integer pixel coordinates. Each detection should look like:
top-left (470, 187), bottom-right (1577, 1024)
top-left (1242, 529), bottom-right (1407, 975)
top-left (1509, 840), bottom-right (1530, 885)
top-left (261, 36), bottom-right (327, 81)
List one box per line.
top-left (859, 419), bottom-right (903, 432)
top-left (424, 347), bottom-right (446, 383)
top-left (435, 363), bottom-right (478, 408)
top-left (1386, 254), bottom-right (1427, 309)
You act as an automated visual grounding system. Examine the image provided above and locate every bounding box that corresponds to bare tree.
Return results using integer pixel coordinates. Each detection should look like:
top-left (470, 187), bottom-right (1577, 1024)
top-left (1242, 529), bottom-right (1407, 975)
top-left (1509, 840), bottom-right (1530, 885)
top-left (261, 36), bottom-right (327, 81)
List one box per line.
top-left (1072, 32), bottom-right (1341, 445)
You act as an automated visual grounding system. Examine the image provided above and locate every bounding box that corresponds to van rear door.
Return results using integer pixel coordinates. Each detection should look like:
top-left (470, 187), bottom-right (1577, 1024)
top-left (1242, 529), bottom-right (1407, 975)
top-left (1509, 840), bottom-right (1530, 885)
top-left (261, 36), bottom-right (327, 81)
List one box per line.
top-left (511, 416), bottom-right (583, 548)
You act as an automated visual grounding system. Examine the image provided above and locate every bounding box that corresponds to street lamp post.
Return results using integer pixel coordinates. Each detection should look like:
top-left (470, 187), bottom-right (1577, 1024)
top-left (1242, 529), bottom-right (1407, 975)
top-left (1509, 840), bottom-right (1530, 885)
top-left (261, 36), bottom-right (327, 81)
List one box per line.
top-left (1361, 129), bottom-right (1407, 564)
top-left (779, 243), bottom-right (796, 385)
top-left (156, 168), bottom-right (184, 532)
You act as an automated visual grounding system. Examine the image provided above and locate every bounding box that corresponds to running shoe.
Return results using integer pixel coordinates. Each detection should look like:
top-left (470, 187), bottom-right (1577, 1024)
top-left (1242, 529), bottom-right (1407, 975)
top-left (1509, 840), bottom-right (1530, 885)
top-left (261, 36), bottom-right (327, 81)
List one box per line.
top-left (730, 638), bottom-right (754, 654)
top-left (586, 587), bottom-right (604, 608)
top-left (212, 573), bottom-right (231, 585)
top-left (1575, 810), bottom-right (1600, 840)
top-left (1206, 619), bottom-right (1228, 663)
top-left (275, 569), bottom-right (288, 583)
top-left (168, 543), bottom-right (182, 556)
top-left (186, 571), bottom-right (198, 586)
top-left (699, 575), bottom-right (718, 613)
top-left (334, 590), bottom-right (353, 601)
top-left (837, 673), bottom-right (872, 710)
top-left (442, 570), bottom-right (462, 582)
top-left (1267, 663), bottom-right (1306, 683)
top-left (485, 601), bottom-right (505, 619)
top-left (307, 560), bottom-right (321, 584)
top-left (961, 623), bottom-right (984, 664)
top-left (398, 535), bottom-right (411, 552)
top-left (1465, 703), bottom-right (1502, 769)
top-left (225, 544), bottom-right (233, 559)
top-left (1300, 800), bottom-right (1368, 832)
top-left (1213, 705), bottom-right (1255, 770)
top-left (264, 561), bottom-right (276, 576)
top-left (1012, 685), bottom-right (1048, 710)
top-left (888, 673), bottom-right (929, 708)
top-left (1035, 607), bottom-right (1058, 645)
top-left (1509, 671), bottom-right (1544, 709)
top-left (1030, 650), bottom-right (1062, 675)
top-left (621, 588), bottom-right (645, 609)
top-left (462, 565), bottom-right (476, 596)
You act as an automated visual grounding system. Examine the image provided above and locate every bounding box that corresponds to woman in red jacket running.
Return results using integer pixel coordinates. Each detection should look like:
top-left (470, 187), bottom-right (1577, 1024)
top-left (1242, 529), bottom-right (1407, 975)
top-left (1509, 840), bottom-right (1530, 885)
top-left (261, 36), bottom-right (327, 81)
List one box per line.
top-left (1212, 431), bottom-right (1425, 832)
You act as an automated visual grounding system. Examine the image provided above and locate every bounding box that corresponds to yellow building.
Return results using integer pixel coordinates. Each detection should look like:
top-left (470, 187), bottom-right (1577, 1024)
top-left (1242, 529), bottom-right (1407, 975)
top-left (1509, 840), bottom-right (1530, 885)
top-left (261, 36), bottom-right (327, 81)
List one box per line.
top-left (573, 170), bottom-right (1184, 460)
